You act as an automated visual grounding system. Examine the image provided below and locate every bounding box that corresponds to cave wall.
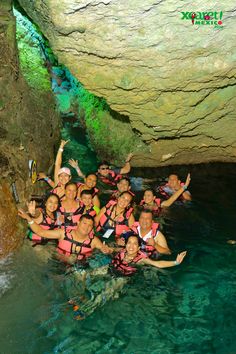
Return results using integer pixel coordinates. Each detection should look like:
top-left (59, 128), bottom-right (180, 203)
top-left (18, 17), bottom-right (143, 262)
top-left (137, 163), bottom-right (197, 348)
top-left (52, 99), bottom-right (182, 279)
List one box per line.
top-left (18, 0), bottom-right (236, 166)
top-left (0, 0), bottom-right (60, 257)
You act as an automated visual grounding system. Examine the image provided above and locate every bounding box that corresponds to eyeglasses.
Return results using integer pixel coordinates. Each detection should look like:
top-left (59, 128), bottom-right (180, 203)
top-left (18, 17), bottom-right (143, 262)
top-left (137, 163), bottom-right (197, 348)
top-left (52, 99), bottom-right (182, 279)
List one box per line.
top-left (100, 167), bottom-right (109, 170)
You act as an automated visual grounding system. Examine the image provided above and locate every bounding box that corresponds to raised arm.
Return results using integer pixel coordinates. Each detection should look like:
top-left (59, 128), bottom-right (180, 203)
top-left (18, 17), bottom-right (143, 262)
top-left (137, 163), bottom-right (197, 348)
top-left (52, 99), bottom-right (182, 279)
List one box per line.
top-left (120, 153), bottom-right (133, 174)
top-left (68, 159), bottom-right (85, 179)
top-left (18, 209), bottom-right (64, 239)
top-left (161, 173), bottom-right (191, 207)
top-left (26, 201), bottom-right (43, 224)
top-left (54, 140), bottom-right (70, 184)
top-left (141, 251), bottom-right (187, 268)
top-left (38, 172), bottom-right (55, 188)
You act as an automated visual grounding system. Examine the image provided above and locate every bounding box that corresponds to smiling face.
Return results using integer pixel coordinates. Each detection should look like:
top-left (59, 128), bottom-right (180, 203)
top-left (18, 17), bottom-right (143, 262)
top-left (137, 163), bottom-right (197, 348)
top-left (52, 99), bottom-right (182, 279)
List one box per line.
top-left (168, 174), bottom-right (181, 190)
top-left (65, 184), bottom-right (77, 200)
top-left (81, 193), bottom-right (93, 207)
top-left (45, 195), bottom-right (59, 213)
top-left (98, 164), bottom-right (109, 177)
top-left (85, 174), bottom-right (97, 189)
top-left (125, 236), bottom-right (140, 257)
top-left (117, 179), bottom-right (130, 193)
top-left (117, 192), bottom-right (132, 210)
top-left (143, 190), bottom-right (155, 205)
top-left (58, 172), bottom-right (71, 186)
top-left (139, 211), bottom-right (153, 231)
top-left (77, 217), bottom-right (94, 236)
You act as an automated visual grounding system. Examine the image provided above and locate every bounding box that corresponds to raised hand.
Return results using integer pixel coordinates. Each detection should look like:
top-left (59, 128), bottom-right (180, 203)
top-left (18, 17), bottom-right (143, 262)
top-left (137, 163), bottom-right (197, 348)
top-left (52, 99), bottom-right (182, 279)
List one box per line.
top-left (18, 209), bottom-right (30, 221)
top-left (37, 172), bottom-right (47, 180)
top-left (27, 200), bottom-right (36, 215)
top-left (60, 140), bottom-right (70, 149)
top-left (184, 173), bottom-right (191, 188)
top-left (126, 153), bottom-right (133, 163)
top-left (176, 251), bottom-right (187, 264)
top-left (68, 159), bottom-right (79, 169)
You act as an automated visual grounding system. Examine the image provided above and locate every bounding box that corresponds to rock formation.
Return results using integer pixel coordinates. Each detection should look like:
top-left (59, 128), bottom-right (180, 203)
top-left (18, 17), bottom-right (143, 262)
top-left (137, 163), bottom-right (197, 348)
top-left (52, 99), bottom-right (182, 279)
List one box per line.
top-left (0, 0), bottom-right (60, 257)
top-left (18, 0), bottom-right (236, 166)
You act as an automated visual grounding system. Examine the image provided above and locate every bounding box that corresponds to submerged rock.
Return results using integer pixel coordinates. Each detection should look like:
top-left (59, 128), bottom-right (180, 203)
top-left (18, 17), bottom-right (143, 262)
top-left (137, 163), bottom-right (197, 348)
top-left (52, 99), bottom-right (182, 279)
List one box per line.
top-left (18, 0), bottom-right (236, 166)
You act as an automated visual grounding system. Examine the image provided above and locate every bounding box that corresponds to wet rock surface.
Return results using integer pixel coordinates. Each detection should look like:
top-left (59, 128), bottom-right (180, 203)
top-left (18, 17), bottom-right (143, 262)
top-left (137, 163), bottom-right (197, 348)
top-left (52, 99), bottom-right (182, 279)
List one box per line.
top-left (0, 0), bottom-right (60, 257)
top-left (18, 0), bottom-right (236, 166)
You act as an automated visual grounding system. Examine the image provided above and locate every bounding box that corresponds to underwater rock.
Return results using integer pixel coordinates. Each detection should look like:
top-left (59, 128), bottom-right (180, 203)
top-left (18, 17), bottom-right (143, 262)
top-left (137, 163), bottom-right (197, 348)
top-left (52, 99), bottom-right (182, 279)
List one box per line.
top-left (18, 0), bottom-right (236, 166)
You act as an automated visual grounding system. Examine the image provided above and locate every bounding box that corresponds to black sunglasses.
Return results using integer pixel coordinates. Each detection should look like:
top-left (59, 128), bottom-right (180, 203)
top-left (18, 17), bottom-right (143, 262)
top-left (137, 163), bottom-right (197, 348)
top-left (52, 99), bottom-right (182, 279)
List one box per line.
top-left (100, 167), bottom-right (109, 170)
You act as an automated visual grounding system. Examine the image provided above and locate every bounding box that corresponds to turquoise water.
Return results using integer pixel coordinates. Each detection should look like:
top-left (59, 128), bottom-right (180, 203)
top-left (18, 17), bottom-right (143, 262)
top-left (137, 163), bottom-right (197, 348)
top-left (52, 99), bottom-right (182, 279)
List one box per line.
top-left (1, 165), bottom-right (236, 354)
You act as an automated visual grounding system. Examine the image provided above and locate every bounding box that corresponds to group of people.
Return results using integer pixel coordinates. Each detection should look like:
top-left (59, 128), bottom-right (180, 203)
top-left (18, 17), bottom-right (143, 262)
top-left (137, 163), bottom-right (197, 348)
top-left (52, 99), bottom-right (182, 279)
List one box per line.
top-left (19, 140), bottom-right (191, 278)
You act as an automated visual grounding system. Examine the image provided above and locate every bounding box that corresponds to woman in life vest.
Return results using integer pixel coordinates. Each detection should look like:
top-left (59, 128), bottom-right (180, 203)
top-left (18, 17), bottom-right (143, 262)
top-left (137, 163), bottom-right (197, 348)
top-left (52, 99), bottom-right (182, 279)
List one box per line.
top-left (111, 234), bottom-right (186, 276)
top-left (18, 211), bottom-right (112, 263)
top-left (68, 160), bottom-right (101, 208)
top-left (38, 140), bottom-right (71, 200)
top-left (95, 191), bottom-right (135, 238)
top-left (60, 182), bottom-right (82, 230)
top-left (140, 173), bottom-right (191, 213)
top-left (27, 193), bottom-right (61, 246)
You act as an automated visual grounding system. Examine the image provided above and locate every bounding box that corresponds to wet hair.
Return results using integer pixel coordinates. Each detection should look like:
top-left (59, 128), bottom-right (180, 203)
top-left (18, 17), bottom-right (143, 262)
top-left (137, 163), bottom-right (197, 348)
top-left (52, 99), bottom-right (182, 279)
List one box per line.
top-left (140, 209), bottom-right (153, 217)
top-left (43, 193), bottom-right (61, 210)
top-left (79, 213), bottom-right (95, 226)
top-left (143, 188), bottom-right (156, 196)
top-left (85, 173), bottom-right (97, 179)
top-left (117, 176), bottom-right (131, 186)
top-left (81, 189), bottom-right (93, 197)
top-left (65, 181), bottom-right (78, 190)
top-left (98, 161), bottom-right (110, 168)
top-left (125, 233), bottom-right (142, 247)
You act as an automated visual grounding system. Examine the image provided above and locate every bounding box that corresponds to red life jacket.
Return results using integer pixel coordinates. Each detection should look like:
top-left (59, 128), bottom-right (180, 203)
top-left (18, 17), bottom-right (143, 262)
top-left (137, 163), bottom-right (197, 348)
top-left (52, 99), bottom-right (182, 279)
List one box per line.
top-left (51, 183), bottom-right (65, 200)
top-left (96, 170), bottom-right (122, 186)
top-left (78, 201), bottom-right (97, 218)
top-left (139, 198), bottom-right (161, 214)
top-left (158, 182), bottom-right (185, 201)
top-left (28, 209), bottom-right (61, 244)
top-left (97, 200), bottom-right (133, 237)
top-left (57, 229), bottom-right (94, 260)
top-left (60, 205), bottom-right (83, 230)
top-left (77, 182), bottom-right (99, 197)
top-left (111, 249), bottom-right (147, 276)
top-left (131, 222), bottom-right (160, 257)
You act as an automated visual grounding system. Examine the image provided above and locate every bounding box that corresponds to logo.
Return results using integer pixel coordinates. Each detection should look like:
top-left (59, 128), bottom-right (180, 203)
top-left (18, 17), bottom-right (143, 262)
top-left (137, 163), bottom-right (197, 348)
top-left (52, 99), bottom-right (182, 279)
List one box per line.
top-left (181, 11), bottom-right (223, 29)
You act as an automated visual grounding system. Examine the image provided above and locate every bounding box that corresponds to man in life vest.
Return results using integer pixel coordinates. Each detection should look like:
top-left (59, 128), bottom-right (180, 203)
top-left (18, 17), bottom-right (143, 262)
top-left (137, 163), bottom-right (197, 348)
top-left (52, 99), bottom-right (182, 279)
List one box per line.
top-left (131, 209), bottom-right (171, 257)
top-left (96, 153), bottom-right (133, 186)
top-left (18, 211), bottom-right (112, 263)
top-left (110, 177), bottom-right (135, 201)
top-left (158, 173), bottom-right (192, 202)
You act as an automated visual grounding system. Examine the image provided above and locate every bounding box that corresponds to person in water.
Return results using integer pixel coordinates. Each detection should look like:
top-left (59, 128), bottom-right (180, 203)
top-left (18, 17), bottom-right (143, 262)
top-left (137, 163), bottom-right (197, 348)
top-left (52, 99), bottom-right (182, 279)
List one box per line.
top-left (27, 193), bottom-right (62, 246)
top-left (95, 191), bottom-right (135, 239)
top-left (110, 177), bottom-right (135, 201)
top-left (111, 234), bottom-right (186, 276)
top-left (18, 211), bottom-right (112, 263)
top-left (141, 173), bottom-right (191, 213)
top-left (60, 182), bottom-right (82, 230)
top-left (67, 163), bottom-right (100, 209)
top-left (158, 173), bottom-right (192, 202)
top-left (38, 140), bottom-right (71, 200)
top-left (130, 209), bottom-right (171, 257)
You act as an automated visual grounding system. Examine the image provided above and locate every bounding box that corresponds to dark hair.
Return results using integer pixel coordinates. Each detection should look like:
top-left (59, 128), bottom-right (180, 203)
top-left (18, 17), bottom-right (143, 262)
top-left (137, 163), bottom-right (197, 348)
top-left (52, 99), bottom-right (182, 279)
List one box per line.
top-left (44, 193), bottom-right (61, 210)
top-left (81, 189), bottom-right (93, 197)
top-left (140, 209), bottom-right (153, 217)
top-left (65, 182), bottom-right (78, 190)
top-left (85, 173), bottom-right (97, 179)
top-left (119, 191), bottom-right (133, 201)
top-left (125, 233), bottom-right (142, 247)
top-left (117, 176), bottom-right (131, 186)
top-left (143, 188), bottom-right (155, 196)
top-left (98, 161), bottom-right (110, 168)
top-left (79, 214), bottom-right (95, 225)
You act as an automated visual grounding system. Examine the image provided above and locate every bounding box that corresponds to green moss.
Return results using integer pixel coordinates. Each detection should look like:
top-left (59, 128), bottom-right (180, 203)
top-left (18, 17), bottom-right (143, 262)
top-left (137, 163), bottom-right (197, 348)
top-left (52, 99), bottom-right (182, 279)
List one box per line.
top-left (14, 8), bottom-right (51, 92)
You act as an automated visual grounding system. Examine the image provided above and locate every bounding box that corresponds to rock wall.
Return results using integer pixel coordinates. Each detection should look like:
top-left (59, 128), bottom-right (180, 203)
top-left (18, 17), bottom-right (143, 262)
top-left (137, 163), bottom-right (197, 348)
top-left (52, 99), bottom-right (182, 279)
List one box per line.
top-left (0, 0), bottom-right (60, 257)
top-left (18, 0), bottom-right (236, 166)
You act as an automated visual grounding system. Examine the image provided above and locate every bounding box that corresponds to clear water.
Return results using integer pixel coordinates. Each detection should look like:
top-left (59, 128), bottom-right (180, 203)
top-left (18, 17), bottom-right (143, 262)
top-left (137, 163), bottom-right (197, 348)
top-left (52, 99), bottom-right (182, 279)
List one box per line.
top-left (1, 165), bottom-right (236, 354)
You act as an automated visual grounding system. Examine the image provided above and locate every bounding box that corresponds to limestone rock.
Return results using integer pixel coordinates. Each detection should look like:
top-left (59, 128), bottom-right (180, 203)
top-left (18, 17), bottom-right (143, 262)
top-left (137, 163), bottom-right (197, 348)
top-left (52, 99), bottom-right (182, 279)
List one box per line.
top-left (18, 0), bottom-right (236, 166)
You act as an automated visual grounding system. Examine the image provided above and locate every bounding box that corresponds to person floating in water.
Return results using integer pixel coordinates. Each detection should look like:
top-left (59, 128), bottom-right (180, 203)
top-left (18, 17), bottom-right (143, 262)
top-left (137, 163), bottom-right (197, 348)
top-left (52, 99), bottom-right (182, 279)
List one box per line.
top-left (157, 173), bottom-right (192, 202)
top-left (140, 173), bottom-right (191, 214)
